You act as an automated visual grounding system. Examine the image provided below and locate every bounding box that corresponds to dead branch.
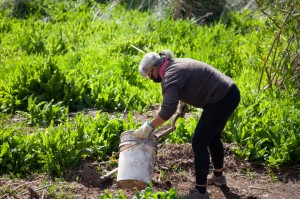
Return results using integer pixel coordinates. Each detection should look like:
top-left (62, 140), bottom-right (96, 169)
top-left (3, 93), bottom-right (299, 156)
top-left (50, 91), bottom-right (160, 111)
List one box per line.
top-left (249, 185), bottom-right (267, 190)
top-left (258, 7), bottom-right (294, 90)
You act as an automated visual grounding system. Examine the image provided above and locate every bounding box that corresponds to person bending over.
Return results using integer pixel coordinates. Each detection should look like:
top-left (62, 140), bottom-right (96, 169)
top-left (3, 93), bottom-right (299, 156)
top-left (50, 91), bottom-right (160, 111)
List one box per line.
top-left (133, 50), bottom-right (240, 199)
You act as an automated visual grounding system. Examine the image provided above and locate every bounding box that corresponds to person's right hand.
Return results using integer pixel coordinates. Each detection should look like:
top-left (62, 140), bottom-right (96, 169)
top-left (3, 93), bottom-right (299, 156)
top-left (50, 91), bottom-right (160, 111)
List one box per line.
top-left (132, 121), bottom-right (154, 139)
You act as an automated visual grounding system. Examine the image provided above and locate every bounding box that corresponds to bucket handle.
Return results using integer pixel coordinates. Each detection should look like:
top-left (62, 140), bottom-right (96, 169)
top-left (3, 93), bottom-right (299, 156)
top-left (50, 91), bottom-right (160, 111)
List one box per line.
top-left (119, 141), bottom-right (141, 152)
top-left (110, 141), bottom-right (141, 160)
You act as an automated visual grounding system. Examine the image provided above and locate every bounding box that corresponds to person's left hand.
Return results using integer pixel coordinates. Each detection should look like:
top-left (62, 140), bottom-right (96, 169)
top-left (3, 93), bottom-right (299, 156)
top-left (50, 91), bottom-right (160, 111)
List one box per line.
top-left (176, 101), bottom-right (188, 117)
top-left (132, 121), bottom-right (154, 139)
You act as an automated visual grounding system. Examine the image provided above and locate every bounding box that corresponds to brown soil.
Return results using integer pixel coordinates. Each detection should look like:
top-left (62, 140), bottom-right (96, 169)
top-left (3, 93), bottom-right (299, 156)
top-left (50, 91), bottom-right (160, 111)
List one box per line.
top-left (1, 110), bottom-right (300, 199)
top-left (1, 142), bottom-right (299, 199)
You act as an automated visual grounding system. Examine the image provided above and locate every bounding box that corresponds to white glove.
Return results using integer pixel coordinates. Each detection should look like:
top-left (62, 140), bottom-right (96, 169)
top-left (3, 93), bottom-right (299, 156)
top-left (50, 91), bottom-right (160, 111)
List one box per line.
top-left (176, 101), bottom-right (186, 116)
top-left (132, 121), bottom-right (154, 139)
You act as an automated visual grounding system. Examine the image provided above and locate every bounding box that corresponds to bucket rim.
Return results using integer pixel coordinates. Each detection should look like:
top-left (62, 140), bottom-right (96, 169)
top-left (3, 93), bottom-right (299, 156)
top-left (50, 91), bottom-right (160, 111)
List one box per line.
top-left (120, 130), bottom-right (158, 139)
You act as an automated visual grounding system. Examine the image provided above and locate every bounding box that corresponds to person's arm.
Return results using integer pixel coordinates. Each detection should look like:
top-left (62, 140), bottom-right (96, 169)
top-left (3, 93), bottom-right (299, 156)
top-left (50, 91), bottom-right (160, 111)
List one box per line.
top-left (131, 115), bottom-right (165, 139)
top-left (149, 114), bottom-right (165, 128)
top-left (133, 85), bottom-right (179, 138)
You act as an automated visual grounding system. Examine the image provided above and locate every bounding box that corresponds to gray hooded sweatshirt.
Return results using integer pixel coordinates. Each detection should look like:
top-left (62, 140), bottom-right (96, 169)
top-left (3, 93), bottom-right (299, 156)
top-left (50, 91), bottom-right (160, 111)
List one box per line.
top-left (158, 58), bottom-right (235, 121)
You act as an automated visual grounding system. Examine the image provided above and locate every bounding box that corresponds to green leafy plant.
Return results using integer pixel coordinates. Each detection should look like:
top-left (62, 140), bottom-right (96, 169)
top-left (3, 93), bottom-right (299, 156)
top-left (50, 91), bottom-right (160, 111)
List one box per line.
top-left (26, 96), bottom-right (68, 126)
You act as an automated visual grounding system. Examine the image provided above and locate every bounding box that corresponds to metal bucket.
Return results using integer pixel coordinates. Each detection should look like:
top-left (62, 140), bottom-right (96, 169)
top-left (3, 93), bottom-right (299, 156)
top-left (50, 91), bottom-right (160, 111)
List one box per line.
top-left (117, 130), bottom-right (158, 190)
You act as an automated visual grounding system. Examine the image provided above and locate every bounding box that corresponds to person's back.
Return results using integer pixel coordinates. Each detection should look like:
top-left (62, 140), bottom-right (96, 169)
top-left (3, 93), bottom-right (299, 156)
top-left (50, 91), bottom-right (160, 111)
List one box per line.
top-left (159, 58), bottom-right (235, 120)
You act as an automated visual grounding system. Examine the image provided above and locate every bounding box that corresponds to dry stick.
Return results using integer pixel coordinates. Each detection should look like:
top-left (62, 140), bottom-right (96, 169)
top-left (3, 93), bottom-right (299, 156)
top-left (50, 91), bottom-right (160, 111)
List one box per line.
top-left (128, 0), bottom-right (134, 9)
top-left (249, 186), bottom-right (267, 190)
top-left (273, 10), bottom-right (295, 87)
top-left (118, 107), bottom-right (127, 120)
top-left (41, 191), bottom-right (45, 199)
top-left (254, 0), bottom-right (281, 29)
top-left (290, 46), bottom-right (299, 76)
top-left (13, 179), bottom-right (43, 191)
top-left (291, 52), bottom-right (300, 74)
top-left (138, 0), bottom-right (148, 10)
top-left (274, 37), bottom-right (294, 86)
top-left (130, 44), bottom-right (146, 54)
top-left (292, 54), bottom-right (300, 86)
top-left (0, 194), bottom-right (8, 199)
top-left (258, 7), bottom-right (294, 90)
top-left (195, 12), bottom-right (213, 24)
top-left (267, 42), bottom-right (279, 88)
top-left (273, 39), bottom-right (290, 83)
top-left (84, 160), bottom-right (112, 167)
top-left (92, 9), bottom-right (101, 22)
top-left (258, 30), bottom-right (280, 90)
top-left (277, 56), bottom-right (293, 90)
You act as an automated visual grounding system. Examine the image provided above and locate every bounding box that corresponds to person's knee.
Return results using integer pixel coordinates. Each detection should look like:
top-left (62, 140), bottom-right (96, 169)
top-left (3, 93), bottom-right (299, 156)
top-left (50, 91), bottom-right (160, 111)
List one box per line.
top-left (192, 136), bottom-right (208, 153)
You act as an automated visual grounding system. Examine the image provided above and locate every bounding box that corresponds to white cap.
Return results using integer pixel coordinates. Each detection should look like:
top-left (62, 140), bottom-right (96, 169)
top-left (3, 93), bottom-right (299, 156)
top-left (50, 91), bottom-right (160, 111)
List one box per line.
top-left (138, 52), bottom-right (160, 77)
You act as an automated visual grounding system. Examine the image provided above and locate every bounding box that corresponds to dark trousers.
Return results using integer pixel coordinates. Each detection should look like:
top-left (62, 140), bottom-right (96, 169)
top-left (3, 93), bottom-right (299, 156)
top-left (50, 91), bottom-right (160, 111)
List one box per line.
top-left (192, 84), bottom-right (240, 185)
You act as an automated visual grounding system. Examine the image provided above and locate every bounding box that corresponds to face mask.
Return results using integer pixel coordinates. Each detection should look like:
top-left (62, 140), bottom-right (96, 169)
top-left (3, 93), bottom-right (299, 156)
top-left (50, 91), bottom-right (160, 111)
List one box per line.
top-left (149, 68), bottom-right (162, 83)
top-left (151, 76), bottom-right (162, 83)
